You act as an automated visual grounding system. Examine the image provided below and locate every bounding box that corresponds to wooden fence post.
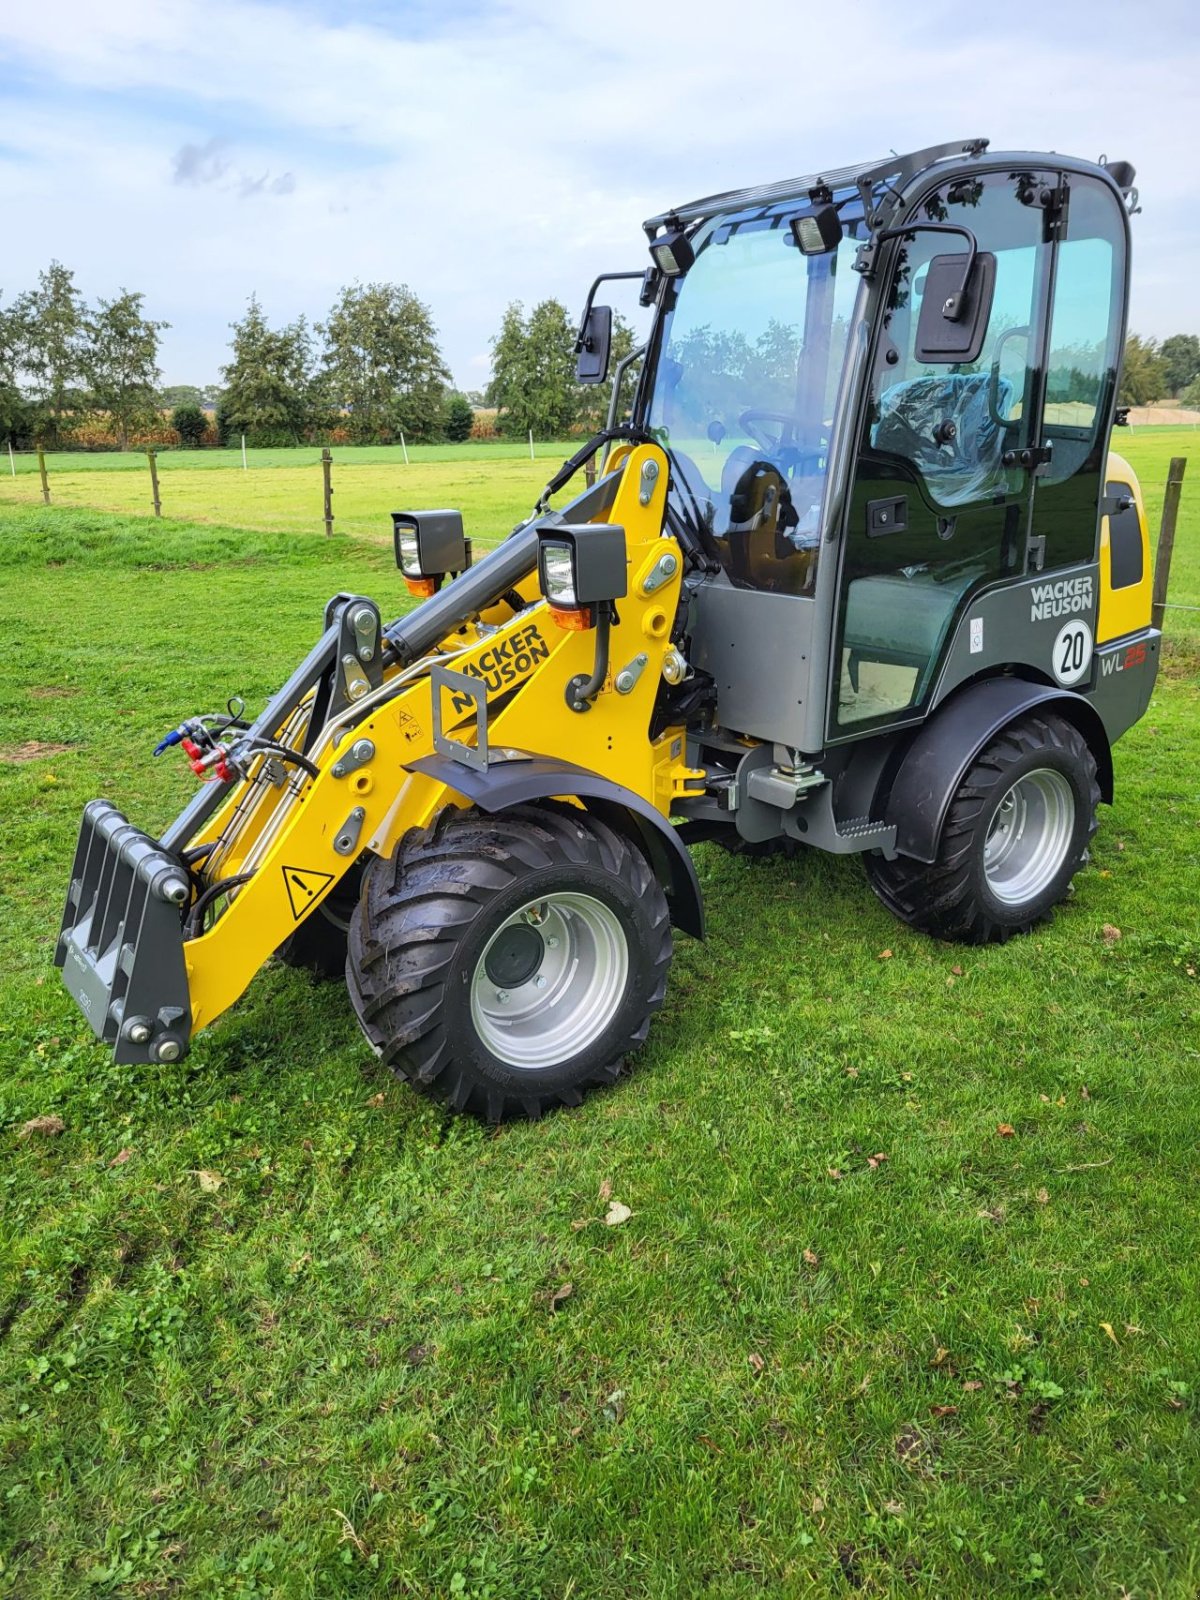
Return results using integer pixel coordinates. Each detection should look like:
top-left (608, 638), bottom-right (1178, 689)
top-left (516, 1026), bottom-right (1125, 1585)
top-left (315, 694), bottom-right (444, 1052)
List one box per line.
top-left (36, 446), bottom-right (50, 506)
top-left (147, 448), bottom-right (162, 518)
top-left (321, 447), bottom-right (334, 536)
top-left (1151, 456), bottom-right (1187, 633)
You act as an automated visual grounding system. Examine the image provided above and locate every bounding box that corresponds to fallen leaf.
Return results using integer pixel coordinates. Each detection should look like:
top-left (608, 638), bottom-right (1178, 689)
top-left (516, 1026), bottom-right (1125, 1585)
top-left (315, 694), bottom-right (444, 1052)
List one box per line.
top-left (827, 1168), bottom-right (844, 1182)
top-left (366, 1092), bottom-right (386, 1106)
top-left (603, 1200), bottom-right (632, 1227)
top-left (598, 1178), bottom-right (613, 1202)
top-left (930, 1403), bottom-right (958, 1418)
top-left (811, 1496), bottom-right (825, 1514)
top-left (951, 964), bottom-right (963, 977)
top-left (867, 1152), bottom-right (888, 1169)
top-left (19, 1115), bottom-right (65, 1138)
top-left (802, 1249), bottom-right (820, 1267)
top-left (1080, 1085), bottom-right (1091, 1101)
top-left (696, 1433), bottom-right (723, 1454)
top-left (878, 949), bottom-right (894, 961)
top-left (844, 1066), bottom-right (859, 1078)
top-left (1100, 1321), bottom-right (1119, 1346)
top-left (1102, 923), bottom-right (1122, 947)
top-left (748, 1352), bottom-right (765, 1375)
top-left (549, 1282), bottom-right (574, 1312)
top-left (569, 1217), bottom-right (590, 1232)
top-left (962, 1380), bottom-right (984, 1392)
top-left (930, 1347), bottom-right (951, 1368)
top-left (195, 1169), bottom-right (224, 1192)
top-left (109, 1147), bottom-right (133, 1167)
top-left (601, 1388), bottom-right (625, 1422)
top-left (997, 1123), bottom-right (1016, 1138)
top-left (1124, 1323), bottom-right (1144, 1336)
top-left (884, 1499), bottom-right (905, 1516)
top-left (1035, 1187), bottom-right (1050, 1205)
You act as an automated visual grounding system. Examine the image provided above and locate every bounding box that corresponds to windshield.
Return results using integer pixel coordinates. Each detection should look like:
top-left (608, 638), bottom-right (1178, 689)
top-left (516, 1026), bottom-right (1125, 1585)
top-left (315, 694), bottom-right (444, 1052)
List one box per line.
top-left (646, 195), bottom-right (864, 594)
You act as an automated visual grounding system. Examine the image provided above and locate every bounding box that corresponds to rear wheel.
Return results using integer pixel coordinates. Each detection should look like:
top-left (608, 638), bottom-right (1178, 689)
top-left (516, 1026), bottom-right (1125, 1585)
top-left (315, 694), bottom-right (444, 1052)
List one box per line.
top-left (346, 804), bottom-right (673, 1120)
top-left (865, 713), bottom-right (1100, 944)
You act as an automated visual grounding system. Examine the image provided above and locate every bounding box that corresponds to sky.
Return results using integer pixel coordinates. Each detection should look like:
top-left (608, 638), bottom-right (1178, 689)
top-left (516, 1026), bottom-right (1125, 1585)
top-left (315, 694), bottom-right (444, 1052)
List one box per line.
top-left (1, 0), bottom-right (1196, 391)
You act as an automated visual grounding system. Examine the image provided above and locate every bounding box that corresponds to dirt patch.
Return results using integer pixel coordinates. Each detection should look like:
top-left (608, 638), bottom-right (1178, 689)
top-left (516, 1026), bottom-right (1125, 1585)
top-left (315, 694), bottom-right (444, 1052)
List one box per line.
top-left (0, 741), bottom-right (73, 763)
top-left (28, 685), bottom-right (79, 699)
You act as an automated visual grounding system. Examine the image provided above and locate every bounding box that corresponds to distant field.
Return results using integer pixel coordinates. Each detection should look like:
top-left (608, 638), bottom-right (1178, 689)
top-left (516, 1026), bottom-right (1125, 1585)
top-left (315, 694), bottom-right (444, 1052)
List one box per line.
top-left (0, 440), bottom-right (579, 551)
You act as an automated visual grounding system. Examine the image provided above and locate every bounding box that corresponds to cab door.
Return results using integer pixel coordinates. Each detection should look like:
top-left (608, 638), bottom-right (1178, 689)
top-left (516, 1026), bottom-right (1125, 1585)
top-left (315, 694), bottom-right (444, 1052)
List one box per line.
top-left (828, 169), bottom-right (1057, 739)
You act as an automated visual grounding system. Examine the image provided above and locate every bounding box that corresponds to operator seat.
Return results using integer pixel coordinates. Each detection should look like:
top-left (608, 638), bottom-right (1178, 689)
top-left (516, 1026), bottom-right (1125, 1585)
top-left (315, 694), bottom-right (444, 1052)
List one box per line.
top-left (872, 371), bottom-right (1013, 508)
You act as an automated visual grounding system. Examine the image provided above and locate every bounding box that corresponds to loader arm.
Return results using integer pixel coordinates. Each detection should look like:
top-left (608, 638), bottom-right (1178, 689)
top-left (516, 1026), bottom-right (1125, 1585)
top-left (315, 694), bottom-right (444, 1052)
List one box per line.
top-left (57, 443), bottom-right (703, 1063)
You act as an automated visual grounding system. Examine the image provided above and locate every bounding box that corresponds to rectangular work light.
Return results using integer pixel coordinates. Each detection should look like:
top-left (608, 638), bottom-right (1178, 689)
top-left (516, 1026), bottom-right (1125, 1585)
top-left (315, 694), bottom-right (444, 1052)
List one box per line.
top-left (648, 228), bottom-right (695, 278)
top-left (790, 206), bottom-right (842, 255)
top-left (391, 509), bottom-right (469, 596)
top-left (536, 523), bottom-right (627, 629)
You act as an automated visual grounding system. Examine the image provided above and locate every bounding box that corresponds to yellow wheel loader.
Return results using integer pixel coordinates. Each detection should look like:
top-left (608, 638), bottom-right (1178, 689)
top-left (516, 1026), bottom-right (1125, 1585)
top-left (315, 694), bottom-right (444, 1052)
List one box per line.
top-left (57, 139), bottom-right (1158, 1119)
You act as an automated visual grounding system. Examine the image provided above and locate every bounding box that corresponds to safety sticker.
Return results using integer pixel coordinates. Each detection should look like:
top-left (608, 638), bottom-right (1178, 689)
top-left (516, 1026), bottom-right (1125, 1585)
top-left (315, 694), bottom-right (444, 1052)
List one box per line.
top-left (969, 617), bottom-right (984, 655)
top-left (282, 865), bottom-right (335, 920)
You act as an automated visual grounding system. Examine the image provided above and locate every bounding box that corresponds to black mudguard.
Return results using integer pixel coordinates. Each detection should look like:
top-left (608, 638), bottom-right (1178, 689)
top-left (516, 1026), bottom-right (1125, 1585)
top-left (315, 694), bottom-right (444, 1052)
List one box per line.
top-left (408, 753), bottom-right (705, 938)
top-left (883, 677), bottom-right (1113, 865)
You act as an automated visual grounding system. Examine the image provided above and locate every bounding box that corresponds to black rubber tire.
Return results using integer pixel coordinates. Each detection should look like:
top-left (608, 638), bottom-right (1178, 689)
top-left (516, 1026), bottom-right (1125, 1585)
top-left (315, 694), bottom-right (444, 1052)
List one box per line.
top-left (864, 713), bottom-right (1100, 945)
top-left (276, 868), bottom-right (363, 979)
top-left (345, 804), bottom-right (673, 1121)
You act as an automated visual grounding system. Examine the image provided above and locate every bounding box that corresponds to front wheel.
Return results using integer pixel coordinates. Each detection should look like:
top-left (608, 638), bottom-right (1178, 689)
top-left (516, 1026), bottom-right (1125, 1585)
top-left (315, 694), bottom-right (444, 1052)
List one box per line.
top-left (346, 804), bottom-right (673, 1120)
top-left (865, 713), bottom-right (1100, 944)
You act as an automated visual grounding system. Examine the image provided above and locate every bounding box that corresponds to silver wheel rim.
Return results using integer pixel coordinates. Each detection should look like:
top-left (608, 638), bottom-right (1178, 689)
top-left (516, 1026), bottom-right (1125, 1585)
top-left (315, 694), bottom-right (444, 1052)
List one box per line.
top-left (470, 892), bottom-right (630, 1069)
top-left (983, 767), bottom-right (1075, 906)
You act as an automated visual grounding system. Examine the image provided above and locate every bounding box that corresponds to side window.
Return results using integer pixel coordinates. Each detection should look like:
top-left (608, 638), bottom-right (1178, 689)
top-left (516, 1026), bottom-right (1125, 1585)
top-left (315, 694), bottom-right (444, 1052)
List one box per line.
top-left (868, 175), bottom-right (1046, 509)
top-left (1041, 177), bottom-right (1123, 486)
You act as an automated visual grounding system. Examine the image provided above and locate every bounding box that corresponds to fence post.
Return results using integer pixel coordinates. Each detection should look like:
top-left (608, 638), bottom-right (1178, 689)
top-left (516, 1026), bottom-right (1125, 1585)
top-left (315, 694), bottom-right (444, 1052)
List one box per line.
top-left (147, 448), bottom-right (162, 518)
top-left (241, 434), bottom-right (248, 471)
top-left (399, 431), bottom-right (409, 466)
top-left (36, 446), bottom-right (50, 506)
top-left (528, 429), bottom-right (535, 461)
top-left (321, 447), bottom-right (334, 536)
top-left (1151, 456), bottom-right (1187, 633)
top-left (7, 440), bottom-right (14, 479)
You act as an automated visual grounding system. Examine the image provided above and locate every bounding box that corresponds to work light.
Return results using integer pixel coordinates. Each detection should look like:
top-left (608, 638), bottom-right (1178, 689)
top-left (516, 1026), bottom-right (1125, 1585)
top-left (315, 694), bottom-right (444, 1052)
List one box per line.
top-left (649, 228), bottom-right (695, 278)
top-left (391, 510), bottom-right (468, 595)
top-left (537, 523), bottom-right (627, 629)
top-left (790, 206), bottom-right (842, 255)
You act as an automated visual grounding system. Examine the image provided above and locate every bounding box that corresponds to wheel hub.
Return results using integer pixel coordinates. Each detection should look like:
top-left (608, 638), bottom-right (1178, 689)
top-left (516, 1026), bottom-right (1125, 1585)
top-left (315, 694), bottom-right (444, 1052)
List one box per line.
top-left (483, 922), bottom-right (545, 989)
top-left (983, 767), bottom-right (1075, 906)
top-left (470, 892), bottom-right (630, 1069)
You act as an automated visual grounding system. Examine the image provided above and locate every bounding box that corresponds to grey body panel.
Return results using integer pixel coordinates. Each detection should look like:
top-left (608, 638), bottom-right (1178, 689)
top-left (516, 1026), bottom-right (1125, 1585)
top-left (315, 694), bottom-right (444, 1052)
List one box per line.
top-left (407, 752), bottom-right (704, 939)
top-left (1090, 629), bottom-right (1161, 742)
top-left (932, 562), bottom-right (1100, 709)
top-left (691, 581), bottom-right (815, 749)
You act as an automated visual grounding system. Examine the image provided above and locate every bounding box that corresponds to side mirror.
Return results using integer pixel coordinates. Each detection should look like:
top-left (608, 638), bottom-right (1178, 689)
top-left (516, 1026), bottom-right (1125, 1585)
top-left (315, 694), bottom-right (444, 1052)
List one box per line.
top-left (576, 304), bottom-right (613, 384)
top-left (914, 252), bottom-right (996, 365)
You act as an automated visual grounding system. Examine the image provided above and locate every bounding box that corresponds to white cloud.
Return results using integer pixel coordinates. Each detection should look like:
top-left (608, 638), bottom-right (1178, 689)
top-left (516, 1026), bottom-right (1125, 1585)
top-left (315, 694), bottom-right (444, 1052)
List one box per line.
top-left (0, 0), bottom-right (1195, 384)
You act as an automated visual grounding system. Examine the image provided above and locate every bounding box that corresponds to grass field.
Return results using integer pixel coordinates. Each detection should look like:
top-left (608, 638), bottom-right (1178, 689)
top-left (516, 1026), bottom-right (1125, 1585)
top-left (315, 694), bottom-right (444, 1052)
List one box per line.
top-left (0, 433), bottom-right (1197, 1597)
top-left (0, 441), bottom-right (576, 552)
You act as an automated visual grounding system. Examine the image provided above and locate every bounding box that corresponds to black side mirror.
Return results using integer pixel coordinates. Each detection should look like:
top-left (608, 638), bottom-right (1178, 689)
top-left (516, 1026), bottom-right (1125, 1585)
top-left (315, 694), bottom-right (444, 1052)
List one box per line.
top-left (576, 305), bottom-right (613, 384)
top-left (706, 419), bottom-right (727, 446)
top-left (914, 252), bottom-right (996, 365)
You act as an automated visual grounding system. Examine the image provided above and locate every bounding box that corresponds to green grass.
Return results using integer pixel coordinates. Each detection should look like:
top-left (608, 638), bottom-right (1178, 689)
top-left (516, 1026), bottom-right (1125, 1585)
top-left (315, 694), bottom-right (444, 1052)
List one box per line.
top-left (0, 435), bottom-right (1197, 1597)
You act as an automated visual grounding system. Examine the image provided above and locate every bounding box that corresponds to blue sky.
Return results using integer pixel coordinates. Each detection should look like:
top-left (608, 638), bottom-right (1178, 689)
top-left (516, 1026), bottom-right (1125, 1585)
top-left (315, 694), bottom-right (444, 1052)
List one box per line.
top-left (1, 0), bottom-right (1195, 388)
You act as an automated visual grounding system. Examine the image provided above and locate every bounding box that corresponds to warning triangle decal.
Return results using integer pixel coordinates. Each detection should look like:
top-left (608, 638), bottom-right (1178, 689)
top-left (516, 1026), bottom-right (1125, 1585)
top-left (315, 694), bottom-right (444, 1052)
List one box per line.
top-left (282, 864), bottom-right (335, 921)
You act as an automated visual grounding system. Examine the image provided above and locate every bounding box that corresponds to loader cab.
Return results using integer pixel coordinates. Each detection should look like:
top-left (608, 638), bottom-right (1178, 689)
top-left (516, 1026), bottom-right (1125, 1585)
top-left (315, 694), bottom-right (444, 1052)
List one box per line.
top-left (639, 147), bottom-right (1131, 756)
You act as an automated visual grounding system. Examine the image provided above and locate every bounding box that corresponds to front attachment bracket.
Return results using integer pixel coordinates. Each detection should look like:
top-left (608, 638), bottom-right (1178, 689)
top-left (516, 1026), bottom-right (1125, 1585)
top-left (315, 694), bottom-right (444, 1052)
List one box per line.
top-left (430, 664), bottom-right (490, 772)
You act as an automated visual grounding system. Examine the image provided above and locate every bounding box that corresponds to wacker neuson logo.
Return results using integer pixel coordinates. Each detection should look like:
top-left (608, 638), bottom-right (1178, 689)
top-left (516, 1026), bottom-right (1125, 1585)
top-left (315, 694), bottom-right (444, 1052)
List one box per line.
top-left (1030, 574), bottom-right (1093, 623)
top-left (449, 623), bottom-right (550, 713)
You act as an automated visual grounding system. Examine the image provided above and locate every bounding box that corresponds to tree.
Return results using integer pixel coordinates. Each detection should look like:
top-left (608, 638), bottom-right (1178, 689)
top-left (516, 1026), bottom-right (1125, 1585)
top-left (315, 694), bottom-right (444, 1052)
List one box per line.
top-left (82, 291), bottom-right (168, 449)
top-left (172, 403), bottom-right (208, 447)
top-left (159, 384), bottom-right (206, 411)
top-left (319, 282), bottom-right (449, 443)
top-left (486, 299), bottom-right (577, 439)
top-left (1159, 334), bottom-right (1200, 397)
top-left (220, 296), bottom-right (317, 445)
top-left (0, 294), bottom-right (33, 445)
top-left (444, 391), bottom-right (475, 443)
top-left (1118, 334), bottom-right (1168, 407)
top-left (1181, 376), bottom-right (1200, 411)
top-left (16, 261), bottom-right (87, 445)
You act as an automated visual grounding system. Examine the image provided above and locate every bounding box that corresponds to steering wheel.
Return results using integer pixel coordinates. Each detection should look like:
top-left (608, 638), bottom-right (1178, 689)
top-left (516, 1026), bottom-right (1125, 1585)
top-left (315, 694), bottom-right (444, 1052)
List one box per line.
top-left (737, 408), bottom-right (829, 464)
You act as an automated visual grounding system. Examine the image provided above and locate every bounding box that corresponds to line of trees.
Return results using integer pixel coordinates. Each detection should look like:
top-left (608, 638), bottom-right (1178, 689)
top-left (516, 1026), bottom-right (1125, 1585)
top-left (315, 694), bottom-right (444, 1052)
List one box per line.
top-left (4, 256), bottom-right (1196, 452)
